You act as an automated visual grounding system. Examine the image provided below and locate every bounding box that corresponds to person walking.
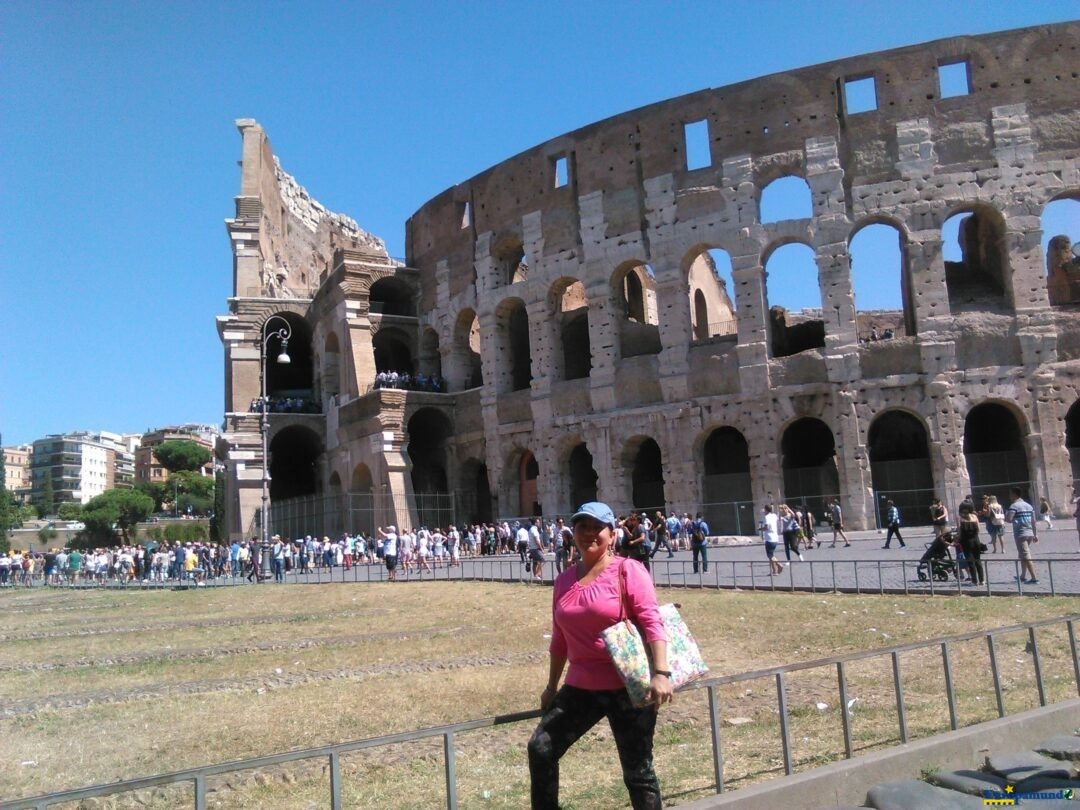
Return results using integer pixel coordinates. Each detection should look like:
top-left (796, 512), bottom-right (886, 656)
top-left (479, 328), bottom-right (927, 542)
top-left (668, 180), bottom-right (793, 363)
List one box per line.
top-left (528, 501), bottom-right (670, 810)
top-left (828, 499), bottom-right (850, 547)
top-left (759, 505), bottom-right (784, 575)
top-left (649, 511), bottom-right (675, 559)
top-left (930, 498), bottom-right (949, 541)
top-left (956, 502), bottom-right (984, 585)
top-left (1005, 487), bottom-right (1039, 584)
top-left (984, 495), bottom-right (1006, 553)
top-left (779, 505), bottom-right (803, 562)
top-left (1039, 497), bottom-right (1054, 530)
top-left (882, 500), bottom-right (906, 548)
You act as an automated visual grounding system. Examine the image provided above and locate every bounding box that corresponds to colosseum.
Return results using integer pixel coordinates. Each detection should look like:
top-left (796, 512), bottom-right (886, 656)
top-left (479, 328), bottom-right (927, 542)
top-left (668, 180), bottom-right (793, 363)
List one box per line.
top-left (216, 22), bottom-right (1080, 541)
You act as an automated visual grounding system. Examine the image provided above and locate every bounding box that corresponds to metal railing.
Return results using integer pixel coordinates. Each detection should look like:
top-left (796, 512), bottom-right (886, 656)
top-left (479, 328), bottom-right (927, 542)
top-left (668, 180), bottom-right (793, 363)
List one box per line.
top-left (10, 613), bottom-right (1079, 810)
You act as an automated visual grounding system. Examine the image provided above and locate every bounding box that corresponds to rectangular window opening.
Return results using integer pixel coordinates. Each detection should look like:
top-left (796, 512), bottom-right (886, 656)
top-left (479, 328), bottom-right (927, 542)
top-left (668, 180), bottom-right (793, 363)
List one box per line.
top-left (460, 201), bottom-right (471, 230)
top-left (554, 156), bottom-right (569, 188)
top-left (938, 60), bottom-right (971, 98)
top-left (843, 75), bottom-right (877, 114)
top-left (684, 120), bottom-right (711, 171)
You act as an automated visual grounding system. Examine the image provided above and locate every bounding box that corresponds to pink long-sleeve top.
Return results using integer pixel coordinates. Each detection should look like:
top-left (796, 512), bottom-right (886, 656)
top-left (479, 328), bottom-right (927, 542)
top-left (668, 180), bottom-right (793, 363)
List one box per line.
top-left (549, 557), bottom-right (667, 691)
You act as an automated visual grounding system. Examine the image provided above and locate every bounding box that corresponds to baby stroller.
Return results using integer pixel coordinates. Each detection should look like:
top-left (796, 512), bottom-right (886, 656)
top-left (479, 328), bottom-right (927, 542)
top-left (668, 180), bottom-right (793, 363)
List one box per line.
top-left (917, 532), bottom-right (957, 582)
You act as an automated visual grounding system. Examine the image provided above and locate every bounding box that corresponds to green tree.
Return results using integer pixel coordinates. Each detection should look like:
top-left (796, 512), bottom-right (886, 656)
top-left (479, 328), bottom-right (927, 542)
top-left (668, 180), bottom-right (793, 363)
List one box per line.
top-left (38, 526), bottom-right (58, 546)
top-left (135, 480), bottom-right (166, 512)
top-left (80, 489), bottom-right (154, 546)
top-left (153, 440), bottom-right (212, 474)
top-left (57, 502), bottom-right (83, 521)
top-left (38, 476), bottom-right (55, 517)
top-left (17, 503), bottom-right (38, 525)
top-left (168, 470), bottom-right (214, 516)
top-left (0, 443), bottom-right (11, 541)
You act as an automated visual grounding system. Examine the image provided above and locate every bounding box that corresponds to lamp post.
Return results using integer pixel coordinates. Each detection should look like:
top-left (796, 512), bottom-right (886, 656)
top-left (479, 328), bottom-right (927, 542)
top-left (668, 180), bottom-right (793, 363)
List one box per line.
top-left (260, 315), bottom-right (292, 581)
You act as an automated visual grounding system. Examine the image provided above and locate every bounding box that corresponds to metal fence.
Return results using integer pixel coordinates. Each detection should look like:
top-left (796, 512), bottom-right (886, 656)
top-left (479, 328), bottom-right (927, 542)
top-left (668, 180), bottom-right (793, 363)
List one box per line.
top-left (10, 613), bottom-right (1079, 810)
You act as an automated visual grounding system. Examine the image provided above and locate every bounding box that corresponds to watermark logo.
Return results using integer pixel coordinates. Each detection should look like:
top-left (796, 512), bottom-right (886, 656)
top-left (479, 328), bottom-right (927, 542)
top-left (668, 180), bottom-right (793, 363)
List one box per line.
top-left (983, 784), bottom-right (1075, 804)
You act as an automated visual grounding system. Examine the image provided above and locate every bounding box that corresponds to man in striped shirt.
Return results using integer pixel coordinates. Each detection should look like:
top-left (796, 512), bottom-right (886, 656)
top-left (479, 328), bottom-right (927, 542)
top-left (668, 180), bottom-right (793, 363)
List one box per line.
top-left (1005, 487), bottom-right (1039, 584)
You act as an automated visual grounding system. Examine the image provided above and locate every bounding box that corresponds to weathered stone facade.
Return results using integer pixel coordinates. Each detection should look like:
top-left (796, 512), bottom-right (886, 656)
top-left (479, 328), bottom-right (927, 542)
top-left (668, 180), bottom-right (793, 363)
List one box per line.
top-left (219, 24), bottom-right (1080, 539)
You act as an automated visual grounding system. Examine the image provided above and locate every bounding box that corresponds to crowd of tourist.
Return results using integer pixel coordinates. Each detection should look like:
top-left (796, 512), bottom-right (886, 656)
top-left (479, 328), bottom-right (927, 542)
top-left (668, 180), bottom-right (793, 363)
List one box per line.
top-left (373, 370), bottom-right (446, 392)
top-left (0, 511), bottom-right (716, 588)
top-left (248, 396), bottom-right (320, 414)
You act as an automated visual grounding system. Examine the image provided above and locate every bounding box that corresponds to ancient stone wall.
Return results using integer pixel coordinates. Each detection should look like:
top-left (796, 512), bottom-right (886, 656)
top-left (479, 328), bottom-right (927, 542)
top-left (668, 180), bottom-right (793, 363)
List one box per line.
top-left (402, 23), bottom-right (1080, 528)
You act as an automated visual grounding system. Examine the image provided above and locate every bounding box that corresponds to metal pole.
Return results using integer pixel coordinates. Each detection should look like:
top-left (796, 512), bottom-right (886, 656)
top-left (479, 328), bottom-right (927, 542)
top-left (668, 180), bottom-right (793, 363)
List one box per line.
top-left (444, 730), bottom-right (458, 810)
top-left (988, 634), bottom-right (1006, 718)
top-left (1068, 620), bottom-right (1080, 697)
top-left (329, 752), bottom-right (342, 810)
top-left (837, 661), bottom-right (852, 759)
top-left (892, 651), bottom-right (908, 744)
top-left (707, 685), bottom-right (724, 793)
top-left (941, 642), bottom-right (958, 730)
top-left (776, 673), bottom-right (793, 775)
top-left (1030, 627), bottom-right (1046, 707)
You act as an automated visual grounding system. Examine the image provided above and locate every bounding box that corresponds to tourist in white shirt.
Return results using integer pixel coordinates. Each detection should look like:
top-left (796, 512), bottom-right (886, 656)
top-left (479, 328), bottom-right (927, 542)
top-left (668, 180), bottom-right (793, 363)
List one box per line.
top-left (759, 505), bottom-right (784, 575)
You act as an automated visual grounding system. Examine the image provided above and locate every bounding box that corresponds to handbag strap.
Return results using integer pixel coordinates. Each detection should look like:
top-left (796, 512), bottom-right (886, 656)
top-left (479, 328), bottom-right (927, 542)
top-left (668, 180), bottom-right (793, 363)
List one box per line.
top-left (617, 557), bottom-right (631, 624)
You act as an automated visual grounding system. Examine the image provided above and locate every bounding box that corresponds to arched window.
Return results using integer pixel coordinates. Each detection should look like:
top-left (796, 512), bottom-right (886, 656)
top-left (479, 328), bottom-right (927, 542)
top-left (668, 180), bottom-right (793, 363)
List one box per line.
top-left (1042, 196), bottom-right (1080, 306)
top-left (942, 206), bottom-right (1010, 311)
top-left (765, 243), bottom-right (824, 357)
top-left (551, 278), bottom-right (592, 380)
top-left (701, 427), bottom-right (753, 534)
top-left (613, 262), bottom-right (660, 359)
top-left (568, 443), bottom-right (599, 509)
top-left (368, 276), bottom-right (415, 317)
top-left (495, 298), bottom-right (532, 392)
top-left (419, 328), bottom-right (442, 382)
top-left (760, 175), bottom-right (812, 223)
top-left (269, 425), bottom-right (321, 500)
top-left (867, 411), bottom-right (934, 526)
top-left (850, 222), bottom-right (912, 339)
top-left (458, 458), bottom-right (493, 524)
top-left (494, 238), bottom-right (529, 286)
top-left (407, 408), bottom-right (454, 529)
top-left (627, 437), bottom-right (666, 512)
top-left (451, 309), bottom-right (483, 390)
top-left (964, 403), bottom-right (1030, 504)
top-left (265, 312), bottom-right (313, 398)
top-left (780, 418), bottom-right (839, 520)
top-left (372, 327), bottom-right (414, 375)
top-left (687, 248), bottom-right (737, 341)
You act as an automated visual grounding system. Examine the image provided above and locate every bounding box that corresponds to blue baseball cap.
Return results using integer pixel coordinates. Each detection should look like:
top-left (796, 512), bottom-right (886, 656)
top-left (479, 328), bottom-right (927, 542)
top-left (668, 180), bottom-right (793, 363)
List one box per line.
top-left (570, 502), bottom-right (616, 528)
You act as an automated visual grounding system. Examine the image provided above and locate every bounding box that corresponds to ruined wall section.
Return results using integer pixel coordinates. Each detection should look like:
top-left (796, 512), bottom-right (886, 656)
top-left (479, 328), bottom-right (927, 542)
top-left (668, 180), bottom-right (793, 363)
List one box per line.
top-left (403, 23), bottom-right (1080, 527)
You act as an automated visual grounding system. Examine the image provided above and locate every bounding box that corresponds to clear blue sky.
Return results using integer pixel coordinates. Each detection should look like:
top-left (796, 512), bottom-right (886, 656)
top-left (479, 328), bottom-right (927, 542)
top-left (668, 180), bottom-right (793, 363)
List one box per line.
top-left (1, 1), bottom-right (1077, 446)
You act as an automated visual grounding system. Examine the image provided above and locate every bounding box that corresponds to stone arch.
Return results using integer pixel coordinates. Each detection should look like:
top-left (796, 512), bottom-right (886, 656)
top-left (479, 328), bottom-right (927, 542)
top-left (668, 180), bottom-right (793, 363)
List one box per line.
top-left (493, 235), bottom-right (529, 285)
top-left (419, 327), bottom-right (442, 381)
top-left (1042, 193), bottom-right (1080, 306)
top-left (368, 276), bottom-right (415, 317)
top-left (780, 417), bottom-right (839, 518)
top-left (611, 261), bottom-right (661, 359)
top-left (867, 409), bottom-right (935, 526)
top-left (264, 311), bottom-right (314, 399)
top-left (849, 217), bottom-right (915, 338)
top-left (348, 463), bottom-right (374, 537)
top-left (372, 326), bottom-right (414, 376)
top-left (567, 442), bottom-right (599, 511)
top-left (622, 436), bottom-right (666, 513)
top-left (683, 246), bottom-right (737, 341)
top-left (963, 400), bottom-right (1031, 503)
top-left (942, 204), bottom-right (1011, 311)
top-left (550, 277), bottom-right (592, 380)
top-left (759, 174), bottom-right (813, 222)
top-left (762, 241), bottom-right (825, 358)
top-left (1066, 399), bottom-right (1080, 484)
top-left (350, 463), bottom-right (373, 493)
top-left (407, 407), bottom-right (454, 529)
top-left (699, 426), bottom-right (753, 535)
top-left (321, 331), bottom-right (341, 400)
top-left (458, 457), bottom-right (493, 524)
top-left (494, 297), bottom-right (532, 392)
top-left (504, 446), bottom-right (540, 519)
top-left (268, 424), bottom-right (321, 500)
top-left (451, 308), bottom-right (483, 390)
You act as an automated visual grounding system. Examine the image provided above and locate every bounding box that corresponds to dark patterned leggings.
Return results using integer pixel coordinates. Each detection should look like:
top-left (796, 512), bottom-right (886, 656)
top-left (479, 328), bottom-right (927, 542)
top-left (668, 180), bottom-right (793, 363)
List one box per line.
top-left (527, 685), bottom-right (662, 809)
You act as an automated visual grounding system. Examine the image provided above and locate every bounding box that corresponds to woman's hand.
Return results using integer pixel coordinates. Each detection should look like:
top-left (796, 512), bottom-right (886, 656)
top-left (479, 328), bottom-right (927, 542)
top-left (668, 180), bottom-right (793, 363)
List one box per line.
top-left (540, 685), bottom-right (558, 711)
top-left (645, 673), bottom-right (674, 706)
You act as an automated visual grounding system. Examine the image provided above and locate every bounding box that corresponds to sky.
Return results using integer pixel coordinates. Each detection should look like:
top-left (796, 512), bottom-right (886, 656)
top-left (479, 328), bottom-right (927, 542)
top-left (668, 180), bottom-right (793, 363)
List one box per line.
top-left (1, 1), bottom-right (1078, 447)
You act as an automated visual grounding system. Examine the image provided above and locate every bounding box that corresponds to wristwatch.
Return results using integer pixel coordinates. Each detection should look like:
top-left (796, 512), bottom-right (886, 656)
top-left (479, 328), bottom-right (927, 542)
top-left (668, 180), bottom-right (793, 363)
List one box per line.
top-left (653, 670), bottom-right (672, 678)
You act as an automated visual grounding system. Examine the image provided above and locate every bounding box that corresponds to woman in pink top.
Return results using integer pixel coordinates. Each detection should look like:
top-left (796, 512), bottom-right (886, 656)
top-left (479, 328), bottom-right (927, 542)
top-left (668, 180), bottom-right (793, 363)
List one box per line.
top-left (528, 501), bottom-right (671, 810)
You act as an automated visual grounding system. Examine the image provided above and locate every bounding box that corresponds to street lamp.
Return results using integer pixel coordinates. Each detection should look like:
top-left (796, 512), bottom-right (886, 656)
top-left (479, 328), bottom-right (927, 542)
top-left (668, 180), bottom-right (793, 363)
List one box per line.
top-left (260, 315), bottom-right (292, 580)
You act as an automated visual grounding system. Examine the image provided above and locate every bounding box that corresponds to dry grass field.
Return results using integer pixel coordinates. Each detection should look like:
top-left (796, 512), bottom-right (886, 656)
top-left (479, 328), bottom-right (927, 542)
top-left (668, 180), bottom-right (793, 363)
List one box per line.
top-left (1, 581), bottom-right (1077, 809)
